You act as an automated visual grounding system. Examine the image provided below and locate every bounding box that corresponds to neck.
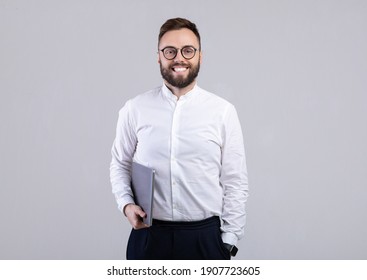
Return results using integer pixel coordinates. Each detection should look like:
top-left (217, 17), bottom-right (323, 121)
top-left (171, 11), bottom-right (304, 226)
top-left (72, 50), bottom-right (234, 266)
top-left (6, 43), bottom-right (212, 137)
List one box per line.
top-left (164, 81), bottom-right (196, 99)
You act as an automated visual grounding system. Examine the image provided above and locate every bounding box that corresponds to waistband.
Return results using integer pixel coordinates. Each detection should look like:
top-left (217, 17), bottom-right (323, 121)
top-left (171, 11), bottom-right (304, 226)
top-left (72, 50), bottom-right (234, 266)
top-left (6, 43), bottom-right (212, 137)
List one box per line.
top-left (152, 216), bottom-right (220, 229)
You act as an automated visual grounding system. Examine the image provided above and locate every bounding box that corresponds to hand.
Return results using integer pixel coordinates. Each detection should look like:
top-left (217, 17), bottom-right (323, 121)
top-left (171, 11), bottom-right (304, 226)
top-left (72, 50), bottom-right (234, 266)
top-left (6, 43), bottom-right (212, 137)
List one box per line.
top-left (124, 204), bottom-right (149, 230)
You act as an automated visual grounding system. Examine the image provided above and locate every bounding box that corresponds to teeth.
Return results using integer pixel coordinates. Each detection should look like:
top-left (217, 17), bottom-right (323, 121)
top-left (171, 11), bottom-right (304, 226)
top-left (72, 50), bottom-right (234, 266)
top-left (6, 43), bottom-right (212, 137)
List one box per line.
top-left (174, 67), bottom-right (187, 72)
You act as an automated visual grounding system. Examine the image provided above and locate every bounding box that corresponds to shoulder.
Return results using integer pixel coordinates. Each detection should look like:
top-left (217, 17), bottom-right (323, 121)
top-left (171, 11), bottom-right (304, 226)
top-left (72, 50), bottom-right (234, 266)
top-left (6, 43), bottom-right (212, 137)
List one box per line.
top-left (129, 86), bottom-right (162, 105)
top-left (197, 86), bottom-right (235, 111)
top-left (119, 86), bottom-right (162, 112)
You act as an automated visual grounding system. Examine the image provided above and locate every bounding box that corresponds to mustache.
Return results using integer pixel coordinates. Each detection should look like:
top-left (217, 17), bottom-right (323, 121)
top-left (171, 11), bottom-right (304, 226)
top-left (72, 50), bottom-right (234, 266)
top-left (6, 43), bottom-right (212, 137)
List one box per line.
top-left (170, 62), bottom-right (191, 68)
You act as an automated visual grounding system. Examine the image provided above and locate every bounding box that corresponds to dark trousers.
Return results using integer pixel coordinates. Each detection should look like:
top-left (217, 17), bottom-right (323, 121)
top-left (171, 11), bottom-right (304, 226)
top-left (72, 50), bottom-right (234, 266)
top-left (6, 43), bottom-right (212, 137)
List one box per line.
top-left (126, 216), bottom-right (230, 260)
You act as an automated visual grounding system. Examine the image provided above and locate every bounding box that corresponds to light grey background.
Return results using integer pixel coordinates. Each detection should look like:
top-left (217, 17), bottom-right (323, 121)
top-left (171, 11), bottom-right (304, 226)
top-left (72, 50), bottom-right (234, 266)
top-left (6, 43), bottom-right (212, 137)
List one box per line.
top-left (1, 0), bottom-right (366, 259)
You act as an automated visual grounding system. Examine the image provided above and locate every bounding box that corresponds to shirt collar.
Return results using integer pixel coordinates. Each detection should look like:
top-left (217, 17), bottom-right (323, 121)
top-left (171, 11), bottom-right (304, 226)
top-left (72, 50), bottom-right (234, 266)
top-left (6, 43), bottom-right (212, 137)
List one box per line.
top-left (161, 82), bottom-right (200, 101)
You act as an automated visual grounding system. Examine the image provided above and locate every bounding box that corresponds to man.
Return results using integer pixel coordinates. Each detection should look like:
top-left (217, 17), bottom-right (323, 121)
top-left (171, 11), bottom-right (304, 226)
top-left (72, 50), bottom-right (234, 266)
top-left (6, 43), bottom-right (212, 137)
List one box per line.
top-left (110, 18), bottom-right (249, 260)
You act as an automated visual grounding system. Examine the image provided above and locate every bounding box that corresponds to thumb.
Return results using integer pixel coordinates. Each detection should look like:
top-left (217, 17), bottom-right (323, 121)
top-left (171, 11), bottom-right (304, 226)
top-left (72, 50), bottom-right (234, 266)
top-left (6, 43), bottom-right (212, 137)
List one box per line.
top-left (136, 208), bottom-right (147, 218)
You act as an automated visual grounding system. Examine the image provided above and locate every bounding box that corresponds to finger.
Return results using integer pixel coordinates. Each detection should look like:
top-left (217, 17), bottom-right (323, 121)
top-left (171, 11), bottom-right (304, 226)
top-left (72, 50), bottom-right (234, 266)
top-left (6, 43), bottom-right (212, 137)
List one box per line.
top-left (133, 220), bottom-right (149, 230)
top-left (136, 208), bottom-right (147, 218)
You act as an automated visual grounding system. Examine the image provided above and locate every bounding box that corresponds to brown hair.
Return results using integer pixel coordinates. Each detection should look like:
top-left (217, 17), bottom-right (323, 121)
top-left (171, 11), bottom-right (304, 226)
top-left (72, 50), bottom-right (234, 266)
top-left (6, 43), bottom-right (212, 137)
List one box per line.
top-left (158, 18), bottom-right (201, 49)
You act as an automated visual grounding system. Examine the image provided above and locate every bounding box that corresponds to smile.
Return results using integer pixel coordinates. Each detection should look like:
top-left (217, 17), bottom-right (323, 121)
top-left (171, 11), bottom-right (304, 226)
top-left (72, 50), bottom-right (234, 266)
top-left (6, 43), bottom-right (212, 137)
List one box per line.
top-left (172, 67), bottom-right (189, 72)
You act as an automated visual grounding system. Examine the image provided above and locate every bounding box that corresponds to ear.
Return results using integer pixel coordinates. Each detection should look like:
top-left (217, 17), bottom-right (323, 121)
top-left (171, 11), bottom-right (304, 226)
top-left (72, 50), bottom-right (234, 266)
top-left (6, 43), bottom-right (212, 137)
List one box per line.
top-left (157, 52), bottom-right (161, 64)
top-left (199, 50), bottom-right (203, 64)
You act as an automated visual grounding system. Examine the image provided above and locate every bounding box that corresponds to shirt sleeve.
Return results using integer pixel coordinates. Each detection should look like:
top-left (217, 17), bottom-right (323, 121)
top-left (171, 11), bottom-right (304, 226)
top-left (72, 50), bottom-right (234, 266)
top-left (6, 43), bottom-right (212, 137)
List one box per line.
top-left (220, 104), bottom-right (249, 246)
top-left (110, 100), bottom-right (137, 212)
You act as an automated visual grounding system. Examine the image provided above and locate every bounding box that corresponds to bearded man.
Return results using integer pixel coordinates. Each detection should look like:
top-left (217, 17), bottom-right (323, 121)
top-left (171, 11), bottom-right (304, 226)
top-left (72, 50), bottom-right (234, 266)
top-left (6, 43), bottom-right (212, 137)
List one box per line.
top-left (110, 18), bottom-right (249, 260)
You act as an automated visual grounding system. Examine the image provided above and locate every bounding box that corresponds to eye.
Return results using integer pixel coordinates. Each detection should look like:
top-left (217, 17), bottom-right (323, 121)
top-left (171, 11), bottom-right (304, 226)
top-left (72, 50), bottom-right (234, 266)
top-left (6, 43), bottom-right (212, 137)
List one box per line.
top-left (183, 47), bottom-right (194, 55)
top-left (164, 47), bottom-right (176, 57)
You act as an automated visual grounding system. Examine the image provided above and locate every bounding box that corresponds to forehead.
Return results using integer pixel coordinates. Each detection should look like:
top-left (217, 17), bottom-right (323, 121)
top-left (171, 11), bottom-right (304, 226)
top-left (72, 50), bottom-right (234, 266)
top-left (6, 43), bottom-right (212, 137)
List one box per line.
top-left (159, 28), bottom-right (199, 48)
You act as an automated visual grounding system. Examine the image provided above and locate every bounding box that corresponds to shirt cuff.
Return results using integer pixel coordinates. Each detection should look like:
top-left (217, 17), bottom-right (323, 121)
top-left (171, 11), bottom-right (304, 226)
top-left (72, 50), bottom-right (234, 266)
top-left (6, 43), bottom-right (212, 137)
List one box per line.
top-left (117, 196), bottom-right (135, 214)
top-left (221, 232), bottom-right (238, 246)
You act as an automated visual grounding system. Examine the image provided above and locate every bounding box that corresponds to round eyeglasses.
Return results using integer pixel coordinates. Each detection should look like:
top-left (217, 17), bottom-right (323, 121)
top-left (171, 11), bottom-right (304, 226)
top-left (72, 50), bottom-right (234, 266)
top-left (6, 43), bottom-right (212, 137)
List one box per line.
top-left (160, 46), bottom-right (198, 60)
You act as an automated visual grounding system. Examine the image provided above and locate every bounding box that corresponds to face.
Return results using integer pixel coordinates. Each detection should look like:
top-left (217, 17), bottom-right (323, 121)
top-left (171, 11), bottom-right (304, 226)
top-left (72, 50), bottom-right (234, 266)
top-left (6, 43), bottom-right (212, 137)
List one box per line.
top-left (158, 28), bottom-right (202, 89)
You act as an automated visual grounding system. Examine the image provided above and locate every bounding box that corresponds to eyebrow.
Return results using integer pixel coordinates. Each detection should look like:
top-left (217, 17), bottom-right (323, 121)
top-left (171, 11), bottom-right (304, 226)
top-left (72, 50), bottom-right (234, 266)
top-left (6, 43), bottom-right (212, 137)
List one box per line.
top-left (159, 45), bottom-right (197, 50)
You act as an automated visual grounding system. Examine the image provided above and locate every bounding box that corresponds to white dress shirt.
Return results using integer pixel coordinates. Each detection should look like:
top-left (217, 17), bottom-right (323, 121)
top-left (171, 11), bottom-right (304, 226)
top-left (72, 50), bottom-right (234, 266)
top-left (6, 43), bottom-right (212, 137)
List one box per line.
top-left (110, 83), bottom-right (249, 245)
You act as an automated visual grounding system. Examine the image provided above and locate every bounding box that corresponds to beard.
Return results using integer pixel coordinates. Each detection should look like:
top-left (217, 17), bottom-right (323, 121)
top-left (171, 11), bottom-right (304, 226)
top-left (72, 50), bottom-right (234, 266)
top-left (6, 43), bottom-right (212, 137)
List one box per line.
top-left (160, 61), bottom-right (200, 89)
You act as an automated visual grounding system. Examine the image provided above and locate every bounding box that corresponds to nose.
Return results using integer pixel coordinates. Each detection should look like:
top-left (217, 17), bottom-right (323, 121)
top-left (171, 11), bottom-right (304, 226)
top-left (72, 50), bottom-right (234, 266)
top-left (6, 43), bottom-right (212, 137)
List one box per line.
top-left (173, 50), bottom-right (185, 62)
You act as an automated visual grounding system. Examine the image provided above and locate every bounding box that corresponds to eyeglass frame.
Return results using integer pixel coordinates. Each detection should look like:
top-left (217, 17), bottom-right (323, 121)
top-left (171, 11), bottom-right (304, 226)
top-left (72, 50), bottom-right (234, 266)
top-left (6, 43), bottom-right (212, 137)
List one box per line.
top-left (159, 45), bottom-right (199, 60)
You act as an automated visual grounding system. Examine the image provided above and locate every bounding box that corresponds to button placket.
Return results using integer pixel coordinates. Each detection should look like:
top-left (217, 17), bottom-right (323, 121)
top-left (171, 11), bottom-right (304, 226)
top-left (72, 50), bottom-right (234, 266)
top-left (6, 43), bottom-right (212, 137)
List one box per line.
top-left (170, 99), bottom-right (184, 219)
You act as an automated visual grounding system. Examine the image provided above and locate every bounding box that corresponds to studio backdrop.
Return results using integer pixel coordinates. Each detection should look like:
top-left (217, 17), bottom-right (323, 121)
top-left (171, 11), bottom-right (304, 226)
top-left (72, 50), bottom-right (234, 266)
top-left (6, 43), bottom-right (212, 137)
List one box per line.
top-left (1, 0), bottom-right (366, 259)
